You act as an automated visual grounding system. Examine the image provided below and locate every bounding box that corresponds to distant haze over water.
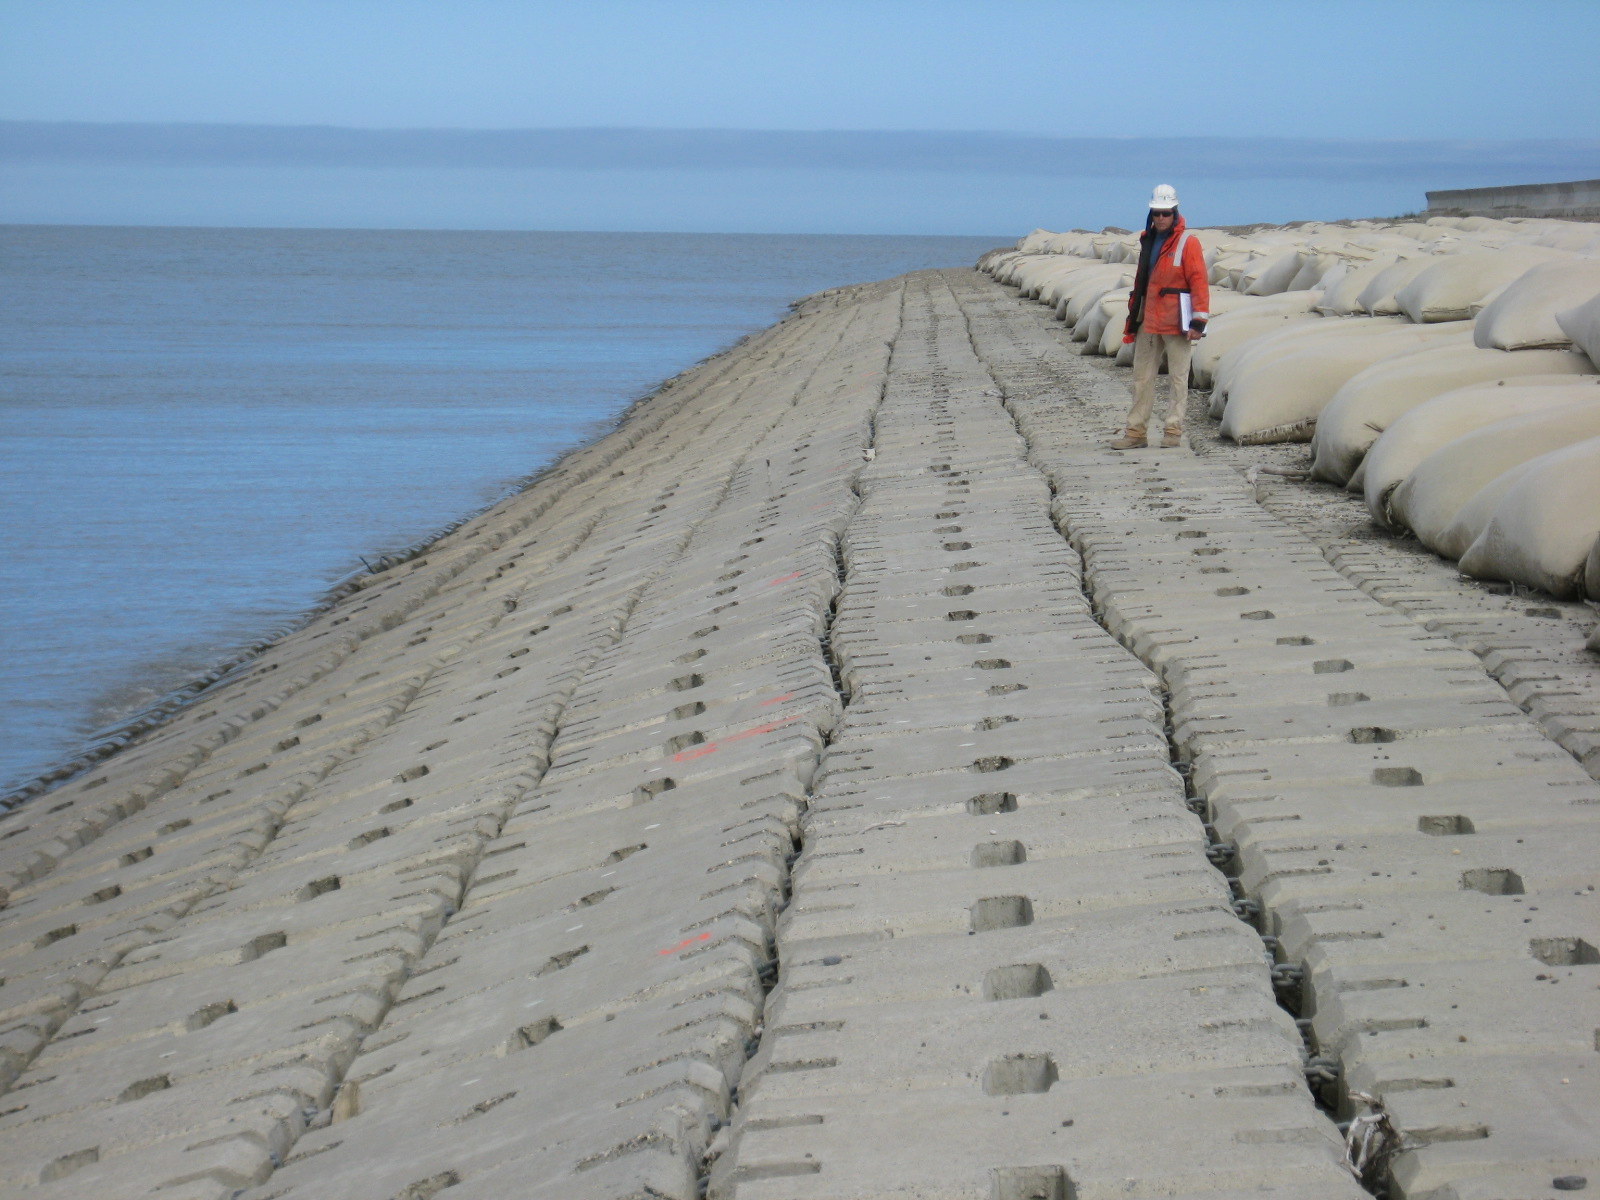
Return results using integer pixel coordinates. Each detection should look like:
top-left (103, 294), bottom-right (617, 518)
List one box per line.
top-left (0, 224), bottom-right (1004, 794)
top-left (4, 123), bottom-right (1598, 233)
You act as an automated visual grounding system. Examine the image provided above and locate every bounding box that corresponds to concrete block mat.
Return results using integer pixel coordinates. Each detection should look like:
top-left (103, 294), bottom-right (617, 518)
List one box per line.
top-left (714, 1073), bottom-right (1360, 1200)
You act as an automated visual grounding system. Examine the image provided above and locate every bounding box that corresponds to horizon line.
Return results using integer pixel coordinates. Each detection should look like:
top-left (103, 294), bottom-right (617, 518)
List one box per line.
top-left (5, 123), bottom-right (1597, 187)
top-left (6, 119), bottom-right (1599, 144)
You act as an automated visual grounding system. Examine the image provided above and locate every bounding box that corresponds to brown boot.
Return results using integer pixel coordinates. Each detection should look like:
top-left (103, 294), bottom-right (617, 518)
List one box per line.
top-left (1108, 429), bottom-right (1147, 450)
top-left (1161, 428), bottom-right (1183, 448)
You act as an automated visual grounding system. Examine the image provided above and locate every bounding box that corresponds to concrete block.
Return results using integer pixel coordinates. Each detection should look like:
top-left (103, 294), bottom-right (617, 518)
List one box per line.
top-left (716, 1073), bottom-right (1360, 1200)
top-left (1192, 728), bottom-right (1582, 799)
top-left (759, 899), bottom-right (1266, 1007)
top-left (1314, 958), bottom-right (1600, 1062)
top-left (1210, 774), bottom-right (1598, 840)
top-left (1174, 694), bottom-right (1530, 759)
top-left (0, 1064), bottom-right (321, 1189)
top-left (1278, 888), bottom-right (1600, 969)
top-left (821, 712), bottom-right (1165, 782)
top-left (779, 847), bottom-right (1229, 943)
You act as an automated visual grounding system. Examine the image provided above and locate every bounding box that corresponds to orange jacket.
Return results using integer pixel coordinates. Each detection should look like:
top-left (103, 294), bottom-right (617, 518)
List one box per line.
top-left (1124, 215), bottom-right (1211, 339)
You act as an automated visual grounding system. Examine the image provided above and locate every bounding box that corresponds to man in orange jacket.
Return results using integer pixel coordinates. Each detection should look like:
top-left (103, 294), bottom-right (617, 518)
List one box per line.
top-left (1111, 184), bottom-right (1211, 449)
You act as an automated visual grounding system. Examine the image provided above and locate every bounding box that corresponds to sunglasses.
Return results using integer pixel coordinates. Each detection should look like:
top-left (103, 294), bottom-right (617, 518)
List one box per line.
top-left (1151, 209), bottom-right (1176, 217)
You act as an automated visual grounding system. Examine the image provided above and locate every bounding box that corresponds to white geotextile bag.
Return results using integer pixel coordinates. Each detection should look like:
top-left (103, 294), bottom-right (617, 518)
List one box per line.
top-left (1090, 234), bottom-right (1124, 261)
top-left (1191, 287), bottom-right (1322, 387)
top-left (1014, 261), bottom-right (1055, 299)
top-left (1034, 260), bottom-right (1097, 305)
top-left (1474, 261), bottom-right (1600, 350)
top-left (1243, 249), bottom-right (1306, 296)
top-left (979, 250), bottom-right (1017, 277)
top-left (1390, 400), bottom-right (1600, 556)
top-left (1080, 288), bottom-right (1130, 353)
top-left (1038, 269), bottom-right (1085, 308)
top-left (1041, 260), bottom-right (1120, 308)
top-left (1555, 291), bottom-right (1600, 367)
top-left (1021, 256), bottom-right (1088, 299)
top-left (1069, 279), bottom-right (1129, 342)
top-left (1047, 233), bottom-right (1095, 255)
top-left (1317, 256), bottom-right (1399, 315)
top-left (1212, 314), bottom-right (1401, 402)
top-left (1314, 260), bottom-right (1350, 294)
top-left (1395, 248), bottom-right (1566, 323)
top-left (1457, 436), bottom-right (1600, 599)
top-left (1218, 321), bottom-right (1471, 445)
top-left (998, 254), bottom-right (1050, 288)
top-left (1059, 267), bottom-right (1131, 327)
top-left (1196, 312), bottom-right (1322, 396)
top-left (1363, 377), bottom-right (1600, 525)
top-left (1357, 257), bottom-right (1436, 315)
top-left (1210, 251), bottom-right (1248, 286)
top-left (1432, 457), bottom-right (1542, 563)
top-left (1215, 288), bottom-right (1319, 319)
top-left (1537, 225), bottom-right (1600, 251)
top-left (1309, 345), bottom-right (1593, 484)
top-left (1204, 288), bottom-right (1274, 319)
top-left (1094, 293), bottom-right (1134, 357)
top-left (1286, 254), bottom-right (1329, 292)
top-left (994, 254), bottom-right (1036, 286)
top-left (1228, 261), bottom-right (1257, 290)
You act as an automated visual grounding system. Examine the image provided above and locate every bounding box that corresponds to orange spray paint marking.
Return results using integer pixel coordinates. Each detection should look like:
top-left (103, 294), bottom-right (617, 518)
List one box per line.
top-left (658, 931), bottom-right (714, 956)
top-left (760, 693), bottom-right (795, 707)
top-left (767, 570), bottom-right (803, 586)
top-left (725, 715), bottom-right (803, 743)
top-left (723, 720), bottom-right (780, 744)
top-left (670, 714), bottom-right (802, 761)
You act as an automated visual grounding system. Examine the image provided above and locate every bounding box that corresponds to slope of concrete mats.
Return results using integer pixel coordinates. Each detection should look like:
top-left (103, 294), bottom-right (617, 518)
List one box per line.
top-left (236, 291), bottom-right (899, 1200)
top-left (953, 267), bottom-right (1600, 1200)
top-left (710, 275), bottom-right (1361, 1200)
top-left (0, 282), bottom-right (897, 1198)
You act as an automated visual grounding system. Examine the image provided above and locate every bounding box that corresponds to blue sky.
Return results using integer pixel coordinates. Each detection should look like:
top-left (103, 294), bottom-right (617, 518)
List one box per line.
top-left (2, 0), bottom-right (1598, 232)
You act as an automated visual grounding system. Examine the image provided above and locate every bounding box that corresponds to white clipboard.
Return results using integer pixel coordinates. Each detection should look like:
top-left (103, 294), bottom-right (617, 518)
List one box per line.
top-left (1179, 293), bottom-right (1193, 329)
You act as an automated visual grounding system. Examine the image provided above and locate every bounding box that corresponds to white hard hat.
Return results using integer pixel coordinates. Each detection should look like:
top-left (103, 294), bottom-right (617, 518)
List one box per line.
top-left (1150, 183), bottom-right (1179, 210)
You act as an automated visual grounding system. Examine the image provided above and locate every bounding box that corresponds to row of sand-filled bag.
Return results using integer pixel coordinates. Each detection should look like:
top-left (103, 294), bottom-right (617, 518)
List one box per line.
top-left (982, 222), bottom-right (1600, 605)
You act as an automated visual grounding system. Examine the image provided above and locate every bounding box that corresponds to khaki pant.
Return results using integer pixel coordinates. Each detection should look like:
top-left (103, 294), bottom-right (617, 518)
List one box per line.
top-left (1125, 329), bottom-right (1192, 435)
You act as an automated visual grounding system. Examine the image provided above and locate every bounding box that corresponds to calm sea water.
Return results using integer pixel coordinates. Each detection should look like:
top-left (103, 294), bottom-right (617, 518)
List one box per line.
top-left (0, 225), bottom-right (1005, 793)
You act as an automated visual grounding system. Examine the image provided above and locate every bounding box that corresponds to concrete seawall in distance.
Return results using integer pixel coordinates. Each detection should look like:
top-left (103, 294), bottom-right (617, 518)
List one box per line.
top-left (0, 268), bottom-right (1596, 1200)
top-left (1427, 178), bottom-right (1600, 221)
